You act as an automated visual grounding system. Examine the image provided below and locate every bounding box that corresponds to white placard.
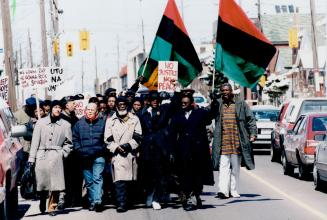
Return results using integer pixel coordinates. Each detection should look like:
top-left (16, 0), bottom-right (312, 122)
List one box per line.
top-left (18, 67), bottom-right (48, 88)
top-left (158, 61), bottom-right (178, 93)
top-left (74, 99), bottom-right (87, 119)
top-left (47, 67), bottom-right (64, 93)
top-left (0, 76), bottom-right (9, 102)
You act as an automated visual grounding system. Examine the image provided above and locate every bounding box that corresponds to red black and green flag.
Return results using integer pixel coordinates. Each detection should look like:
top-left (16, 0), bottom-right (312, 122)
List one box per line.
top-left (215, 0), bottom-right (277, 88)
top-left (138, 0), bottom-right (202, 90)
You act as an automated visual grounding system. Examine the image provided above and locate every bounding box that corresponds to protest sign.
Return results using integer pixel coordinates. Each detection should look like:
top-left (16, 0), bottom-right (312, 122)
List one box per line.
top-left (0, 76), bottom-right (9, 102)
top-left (158, 61), bottom-right (178, 93)
top-left (47, 67), bottom-right (64, 93)
top-left (18, 67), bottom-right (47, 88)
top-left (74, 99), bottom-right (87, 118)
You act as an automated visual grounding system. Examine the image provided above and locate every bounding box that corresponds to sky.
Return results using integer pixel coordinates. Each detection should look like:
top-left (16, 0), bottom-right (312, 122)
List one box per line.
top-left (4, 0), bottom-right (327, 98)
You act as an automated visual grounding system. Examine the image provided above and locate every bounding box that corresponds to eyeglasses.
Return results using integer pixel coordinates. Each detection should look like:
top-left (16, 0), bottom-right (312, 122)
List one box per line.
top-left (118, 103), bottom-right (126, 106)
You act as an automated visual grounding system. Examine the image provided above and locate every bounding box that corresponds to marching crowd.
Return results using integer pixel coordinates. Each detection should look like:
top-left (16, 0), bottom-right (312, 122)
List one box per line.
top-left (14, 80), bottom-right (257, 216)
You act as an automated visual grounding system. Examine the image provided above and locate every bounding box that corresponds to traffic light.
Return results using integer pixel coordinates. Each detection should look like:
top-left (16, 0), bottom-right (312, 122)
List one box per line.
top-left (79, 30), bottom-right (90, 51)
top-left (53, 38), bottom-right (59, 56)
top-left (288, 28), bottom-right (298, 48)
top-left (66, 42), bottom-right (73, 57)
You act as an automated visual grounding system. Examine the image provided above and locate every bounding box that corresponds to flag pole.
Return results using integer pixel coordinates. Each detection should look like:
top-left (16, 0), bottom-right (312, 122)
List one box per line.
top-left (141, 55), bottom-right (150, 77)
top-left (212, 69), bottom-right (216, 92)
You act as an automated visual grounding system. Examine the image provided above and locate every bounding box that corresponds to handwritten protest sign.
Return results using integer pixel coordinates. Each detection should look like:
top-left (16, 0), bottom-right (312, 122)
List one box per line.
top-left (0, 76), bottom-right (9, 102)
top-left (18, 67), bottom-right (47, 88)
top-left (47, 67), bottom-right (64, 93)
top-left (74, 99), bottom-right (87, 118)
top-left (158, 61), bottom-right (178, 93)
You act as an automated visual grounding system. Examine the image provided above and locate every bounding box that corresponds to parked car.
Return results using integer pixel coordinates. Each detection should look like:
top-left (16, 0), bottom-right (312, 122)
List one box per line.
top-left (282, 113), bottom-right (327, 180)
top-left (271, 101), bottom-right (290, 162)
top-left (313, 140), bottom-right (327, 190)
top-left (272, 98), bottom-right (327, 163)
top-left (0, 99), bottom-right (27, 220)
top-left (251, 105), bottom-right (279, 149)
top-left (193, 92), bottom-right (208, 108)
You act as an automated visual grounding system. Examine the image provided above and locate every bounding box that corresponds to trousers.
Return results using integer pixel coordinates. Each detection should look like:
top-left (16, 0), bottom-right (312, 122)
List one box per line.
top-left (218, 154), bottom-right (241, 195)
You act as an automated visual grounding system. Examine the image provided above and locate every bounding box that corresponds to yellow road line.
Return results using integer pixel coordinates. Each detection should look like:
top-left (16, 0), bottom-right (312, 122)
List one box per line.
top-left (242, 168), bottom-right (327, 220)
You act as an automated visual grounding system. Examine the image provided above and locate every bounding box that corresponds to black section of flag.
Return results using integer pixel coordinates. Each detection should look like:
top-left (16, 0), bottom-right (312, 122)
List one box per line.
top-left (156, 15), bottom-right (202, 72)
top-left (216, 17), bottom-right (276, 69)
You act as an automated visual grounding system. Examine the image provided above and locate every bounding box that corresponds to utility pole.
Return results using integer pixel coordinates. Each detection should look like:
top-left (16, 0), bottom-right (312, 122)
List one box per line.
top-left (181, 0), bottom-right (184, 21)
top-left (40, 0), bottom-right (50, 98)
top-left (0, 0), bottom-right (17, 110)
top-left (257, 0), bottom-right (262, 32)
top-left (49, 0), bottom-right (60, 67)
top-left (94, 46), bottom-right (99, 94)
top-left (139, 0), bottom-right (146, 54)
top-left (310, 0), bottom-right (320, 96)
top-left (81, 57), bottom-right (84, 93)
top-left (28, 29), bottom-right (33, 67)
top-left (117, 34), bottom-right (120, 74)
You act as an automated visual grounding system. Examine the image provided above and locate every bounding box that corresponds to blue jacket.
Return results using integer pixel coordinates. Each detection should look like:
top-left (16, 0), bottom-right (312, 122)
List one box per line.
top-left (72, 116), bottom-right (106, 159)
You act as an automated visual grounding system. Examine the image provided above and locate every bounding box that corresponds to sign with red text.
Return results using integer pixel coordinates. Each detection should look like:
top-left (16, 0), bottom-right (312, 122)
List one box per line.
top-left (74, 99), bottom-right (87, 119)
top-left (158, 61), bottom-right (178, 93)
top-left (18, 67), bottom-right (48, 88)
top-left (0, 76), bottom-right (9, 102)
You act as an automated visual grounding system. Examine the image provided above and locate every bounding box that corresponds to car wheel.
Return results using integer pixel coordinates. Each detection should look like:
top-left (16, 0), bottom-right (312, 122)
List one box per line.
top-left (0, 173), bottom-right (18, 220)
top-left (313, 163), bottom-right (323, 191)
top-left (298, 157), bottom-right (311, 180)
top-left (271, 141), bottom-right (281, 163)
top-left (281, 150), bottom-right (294, 176)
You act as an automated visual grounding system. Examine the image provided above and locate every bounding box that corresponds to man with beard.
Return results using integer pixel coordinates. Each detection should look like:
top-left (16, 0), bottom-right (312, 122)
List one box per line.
top-left (28, 100), bottom-right (73, 216)
top-left (211, 83), bottom-right (257, 199)
top-left (169, 94), bottom-right (214, 211)
top-left (104, 96), bottom-right (142, 213)
top-left (72, 103), bottom-right (106, 212)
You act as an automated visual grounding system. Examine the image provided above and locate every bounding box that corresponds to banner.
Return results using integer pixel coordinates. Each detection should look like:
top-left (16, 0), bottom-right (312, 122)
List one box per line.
top-left (158, 61), bottom-right (178, 93)
top-left (0, 76), bottom-right (9, 102)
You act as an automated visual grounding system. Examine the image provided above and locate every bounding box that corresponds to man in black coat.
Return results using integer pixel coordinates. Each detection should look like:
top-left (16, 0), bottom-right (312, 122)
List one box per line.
top-left (169, 93), bottom-right (214, 211)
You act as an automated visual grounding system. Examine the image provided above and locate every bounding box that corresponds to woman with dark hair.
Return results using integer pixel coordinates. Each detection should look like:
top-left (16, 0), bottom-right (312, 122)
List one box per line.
top-left (28, 100), bottom-right (73, 216)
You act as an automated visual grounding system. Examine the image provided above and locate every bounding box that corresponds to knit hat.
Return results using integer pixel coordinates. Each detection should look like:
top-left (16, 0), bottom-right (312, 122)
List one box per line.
top-left (51, 100), bottom-right (62, 109)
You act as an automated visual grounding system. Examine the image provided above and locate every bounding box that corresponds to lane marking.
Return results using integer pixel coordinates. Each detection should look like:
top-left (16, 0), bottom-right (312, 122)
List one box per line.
top-left (242, 168), bottom-right (327, 220)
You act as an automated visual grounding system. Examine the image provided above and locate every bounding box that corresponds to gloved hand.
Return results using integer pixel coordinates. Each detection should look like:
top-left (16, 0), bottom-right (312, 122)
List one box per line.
top-left (169, 154), bottom-right (175, 164)
top-left (120, 143), bottom-right (132, 153)
top-left (28, 162), bottom-right (35, 167)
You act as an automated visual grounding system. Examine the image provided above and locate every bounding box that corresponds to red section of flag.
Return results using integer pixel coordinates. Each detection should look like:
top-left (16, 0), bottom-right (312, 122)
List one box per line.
top-left (219, 0), bottom-right (271, 44)
top-left (163, 0), bottom-right (188, 35)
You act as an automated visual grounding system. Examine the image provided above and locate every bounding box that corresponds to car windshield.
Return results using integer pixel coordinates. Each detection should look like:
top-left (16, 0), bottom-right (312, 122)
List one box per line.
top-left (252, 110), bottom-right (279, 122)
top-left (194, 96), bottom-right (205, 103)
top-left (312, 117), bottom-right (327, 131)
top-left (301, 101), bottom-right (327, 114)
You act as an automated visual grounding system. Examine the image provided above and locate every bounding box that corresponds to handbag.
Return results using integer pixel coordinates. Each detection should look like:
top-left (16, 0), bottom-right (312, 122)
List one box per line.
top-left (20, 163), bottom-right (37, 200)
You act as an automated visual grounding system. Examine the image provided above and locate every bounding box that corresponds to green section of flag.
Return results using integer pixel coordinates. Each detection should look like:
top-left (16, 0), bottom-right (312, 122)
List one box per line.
top-left (138, 36), bottom-right (172, 79)
top-left (173, 52), bottom-right (199, 87)
top-left (215, 43), bottom-right (264, 88)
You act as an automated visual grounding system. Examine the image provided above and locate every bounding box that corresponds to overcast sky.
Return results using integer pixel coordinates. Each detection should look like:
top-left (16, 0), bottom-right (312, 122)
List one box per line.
top-left (5, 0), bottom-right (327, 97)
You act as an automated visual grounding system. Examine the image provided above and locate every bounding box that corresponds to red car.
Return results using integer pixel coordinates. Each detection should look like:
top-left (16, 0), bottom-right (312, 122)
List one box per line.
top-left (0, 99), bottom-right (27, 220)
top-left (282, 113), bottom-right (327, 179)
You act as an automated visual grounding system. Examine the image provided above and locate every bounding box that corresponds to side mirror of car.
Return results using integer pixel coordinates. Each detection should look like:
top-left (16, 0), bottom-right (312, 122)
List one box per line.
top-left (287, 130), bottom-right (294, 135)
top-left (11, 125), bottom-right (27, 137)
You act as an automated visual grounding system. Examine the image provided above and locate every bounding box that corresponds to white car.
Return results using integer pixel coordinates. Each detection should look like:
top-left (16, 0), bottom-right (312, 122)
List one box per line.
top-left (193, 93), bottom-right (208, 108)
top-left (251, 105), bottom-right (280, 148)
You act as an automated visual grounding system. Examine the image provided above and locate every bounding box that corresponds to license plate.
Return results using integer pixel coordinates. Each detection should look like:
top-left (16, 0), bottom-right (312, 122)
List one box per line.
top-left (261, 129), bottom-right (271, 134)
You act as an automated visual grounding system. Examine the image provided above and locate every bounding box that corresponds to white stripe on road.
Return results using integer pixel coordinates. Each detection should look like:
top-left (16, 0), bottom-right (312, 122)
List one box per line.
top-left (242, 168), bottom-right (327, 220)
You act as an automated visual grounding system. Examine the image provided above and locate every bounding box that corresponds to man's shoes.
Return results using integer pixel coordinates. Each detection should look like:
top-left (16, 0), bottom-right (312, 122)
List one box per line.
top-left (88, 203), bottom-right (96, 211)
top-left (230, 192), bottom-right (241, 198)
top-left (116, 205), bottom-right (127, 213)
top-left (152, 201), bottom-right (161, 210)
top-left (95, 203), bottom-right (103, 212)
top-left (39, 200), bottom-right (46, 213)
top-left (183, 204), bottom-right (196, 211)
top-left (48, 211), bottom-right (57, 217)
top-left (196, 196), bottom-right (202, 208)
top-left (217, 192), bottom-right (229, 199)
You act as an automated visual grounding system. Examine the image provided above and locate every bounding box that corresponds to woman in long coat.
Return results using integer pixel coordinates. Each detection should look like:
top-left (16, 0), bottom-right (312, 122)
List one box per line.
top-left (28, 100), bottom-right (73, 216)
top-left (104, 97), bottom-right (142, 213)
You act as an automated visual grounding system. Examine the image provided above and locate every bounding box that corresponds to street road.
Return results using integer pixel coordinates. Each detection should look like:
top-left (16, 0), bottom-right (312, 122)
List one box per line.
top-left (16, 153), bottom-right (327, 220)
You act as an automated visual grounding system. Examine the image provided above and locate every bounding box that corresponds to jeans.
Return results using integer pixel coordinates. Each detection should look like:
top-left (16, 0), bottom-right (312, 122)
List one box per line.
top-left (83, 157), bottom-right (105, 205)
top-left (218, 154), bottom-right (241, 196)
